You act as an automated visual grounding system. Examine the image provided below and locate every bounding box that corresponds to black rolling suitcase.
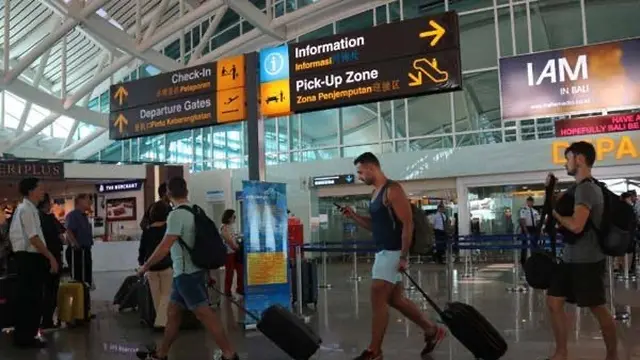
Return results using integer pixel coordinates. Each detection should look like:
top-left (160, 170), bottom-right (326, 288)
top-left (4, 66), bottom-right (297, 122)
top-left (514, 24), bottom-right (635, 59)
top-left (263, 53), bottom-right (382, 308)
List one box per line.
top-left (243, 303), bottom-right (321, 360)
top-left (138, 278), bottom-right (200, 330)
top-left (114, 274), bottom-right (140, 311)
top-left (404, 271), bottom-right (507, 360)
top-left (290, 260), bottom-right (318, 307)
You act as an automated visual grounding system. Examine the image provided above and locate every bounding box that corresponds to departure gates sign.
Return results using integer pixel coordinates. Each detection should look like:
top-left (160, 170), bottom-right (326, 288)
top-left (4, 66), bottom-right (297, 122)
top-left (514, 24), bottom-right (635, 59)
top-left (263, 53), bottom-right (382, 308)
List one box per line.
top-left (259, 11), bottom-right (461, 117)
top-left (109, 55), bottom-right (247, 140)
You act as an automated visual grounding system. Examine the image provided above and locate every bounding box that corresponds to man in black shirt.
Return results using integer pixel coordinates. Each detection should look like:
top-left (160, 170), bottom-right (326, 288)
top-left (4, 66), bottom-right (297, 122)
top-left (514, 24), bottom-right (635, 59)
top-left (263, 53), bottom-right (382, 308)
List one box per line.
top-left (140, 183), bottom-right (169, 230)
top-left (37, 193), bottom-right (65, 330)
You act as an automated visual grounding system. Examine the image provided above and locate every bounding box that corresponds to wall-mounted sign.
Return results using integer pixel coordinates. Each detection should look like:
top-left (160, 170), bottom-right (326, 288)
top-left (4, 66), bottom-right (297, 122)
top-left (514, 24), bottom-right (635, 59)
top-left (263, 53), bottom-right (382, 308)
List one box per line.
top-left (312, 174), bottom-right (356, 187)
top-left (551, 135), bottom-right (638, 164)
top-left (0, 161), bottom-right (64, 179)
top-left (205, 190), bottom-right (225, 202)
top-left (555, 112), bottom-right (640, 137)
top-left (500, 38), bottom-right (640, 121)
top-left (96, 180), bottom-right (143, 193)
top-left (259, 11), bottom-right (461, 117)
top-left (109, 55), bottom-right (247, 141)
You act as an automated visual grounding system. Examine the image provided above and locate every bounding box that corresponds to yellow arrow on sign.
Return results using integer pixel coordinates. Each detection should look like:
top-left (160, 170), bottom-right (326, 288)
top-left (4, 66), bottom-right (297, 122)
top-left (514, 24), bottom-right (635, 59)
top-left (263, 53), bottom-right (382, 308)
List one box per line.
top-left (114, 114), bottom-right (128, 134)
top-left (113, 86), bottom-right (128, 106)
top-left (419, 20), bottom-right (446, 47)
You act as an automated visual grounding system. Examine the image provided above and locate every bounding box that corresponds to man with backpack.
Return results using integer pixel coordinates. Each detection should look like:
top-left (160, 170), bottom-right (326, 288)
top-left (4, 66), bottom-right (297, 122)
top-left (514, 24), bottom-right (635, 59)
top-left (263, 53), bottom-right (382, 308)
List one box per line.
top-left (136, 177), bottom-right (239, 360)
top-left (340, 152), bottom-right (445, 360)
top-left (546, 141), bottom-right (617, 360)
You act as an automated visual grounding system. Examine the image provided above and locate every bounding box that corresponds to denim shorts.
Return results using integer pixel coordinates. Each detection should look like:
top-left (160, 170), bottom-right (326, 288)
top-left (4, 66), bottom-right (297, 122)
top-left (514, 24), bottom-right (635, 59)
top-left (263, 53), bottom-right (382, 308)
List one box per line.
top-left (170, 270), bottom-right (209, 311)
top-left (371, 250), bottom-right (402, 284)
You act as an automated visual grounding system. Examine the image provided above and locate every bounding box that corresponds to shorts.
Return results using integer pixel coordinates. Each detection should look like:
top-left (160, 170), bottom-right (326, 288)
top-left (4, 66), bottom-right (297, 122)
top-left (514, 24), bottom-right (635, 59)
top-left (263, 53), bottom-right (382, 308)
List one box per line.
top-left (547, 260), bottom-right (606, 307)
top-left (372, 250), bottom-right (402, 284)
top-left (170, 270), bottom-right (209, 311)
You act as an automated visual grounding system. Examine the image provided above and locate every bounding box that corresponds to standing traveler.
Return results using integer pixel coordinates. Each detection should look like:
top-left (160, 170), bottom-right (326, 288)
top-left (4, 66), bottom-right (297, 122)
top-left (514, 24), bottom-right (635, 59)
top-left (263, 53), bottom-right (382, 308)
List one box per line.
top-left (519, 196), bottom-right (540, 265)
top-left (547, 141), bottom-right (617, 360)
top-left (10, 177), bottom-right (57, 348)
top-left (138, 201), bottom-right (173, 331)
top-left (220, 209), bottom-right (243, 297)
top-left (37, 193), bottom-right (65, 330)
top-left (136, 177), bottom-right (239, 360)
top-left (340, 152), bottom-right (445, 360)
top-left (429, 203), bottom-right (449, 264)
top-left (141, 183), bottom-right (169, 230)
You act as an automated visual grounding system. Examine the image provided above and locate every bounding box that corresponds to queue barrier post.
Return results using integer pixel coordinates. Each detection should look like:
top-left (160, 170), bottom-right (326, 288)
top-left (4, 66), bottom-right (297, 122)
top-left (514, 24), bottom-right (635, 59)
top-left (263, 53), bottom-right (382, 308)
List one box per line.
top-left (507, 236), bottom-right (528, 293)
top-left (616, 254), bottom-right (637, 282)
top-left (349, 244), bottom-right (362, 282)
top-left (608, 257), bottom-right (630, 321)
top-left (295, 245), bottom-right (304, 318)
top-left (461, 241), bottom-right (474, 278)
top-left (319, 248), bottom-right (332, 289)
top-left (446, 240), bottom-right (454, 303)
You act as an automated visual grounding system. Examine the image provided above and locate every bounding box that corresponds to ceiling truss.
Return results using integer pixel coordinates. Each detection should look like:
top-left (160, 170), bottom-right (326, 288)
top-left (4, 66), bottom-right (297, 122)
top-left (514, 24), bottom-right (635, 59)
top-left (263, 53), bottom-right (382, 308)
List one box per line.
top-left (0, 0), bottom-right (383, 159)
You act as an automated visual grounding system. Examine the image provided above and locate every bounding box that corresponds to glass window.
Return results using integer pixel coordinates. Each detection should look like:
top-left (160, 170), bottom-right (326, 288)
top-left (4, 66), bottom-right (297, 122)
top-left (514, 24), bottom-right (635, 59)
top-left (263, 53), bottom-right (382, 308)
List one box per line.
top-left (289, 115), bottom-right (301, 150)
top-left (455, 131), bottom-right (502, 147)
top-left (585, 0), bottom-right (640, 43)
top-left (277, 116), bottom-right (288, 153)
top-left (531, 0), bottom-right (583, 51)
top-left (409, 136), bottom-right (453, 151)
top-left (459, 9), bottom-right (497, 70)
top-left (298, 24), bottom-right (333, 42)
top-left (498, 5), bottom-right (530, 57)
top-left (336, 10), bottom-right (373, 33)
top-left (408, 92), bottom-right (452, 137)
top-left (210, 25), bottom-right (241, 52)
top-left (344, 144), bottom-right (381, 158)
top-left (375, 5), bottom-right (387, 25)
top-left (219, 10), bottom-right (240, 32)
top-left (388, 1), bottom-right (401, 23)
top-left (453, 70), bottom-right (500, 132)
top-left (402, 0), bottom-right (445, 19)
top-left (164, 39), bottom-right (180, 60)
top-left (300, 109), bottom-right (338, 148)
top-left (166, 130), bottom-right (194, 164)
top-left (139, 135), bottom-right (166, 162)
top-left (100, 141), bottom-right (123, 162)
top-left (450, 0), bottom-right (494, 12)
top-left (264, 118), bottom-right (278, 154)
top-left (341, 105), bottom-right (379, 146)
top-left (131, 138), bottom-right (139, 162)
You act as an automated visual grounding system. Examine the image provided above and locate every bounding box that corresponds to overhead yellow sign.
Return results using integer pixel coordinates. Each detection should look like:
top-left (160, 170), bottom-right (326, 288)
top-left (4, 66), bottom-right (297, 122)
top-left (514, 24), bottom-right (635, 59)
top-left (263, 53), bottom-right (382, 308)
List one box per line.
top-left (216, 88), bottom-right (246, 123)
top-left (260, 79), bottom-right (291, 117)
top-left (113, 86), bottom-right (128, 106)
top-left (419, 20), bottom-right (446, 47)
top-left (551, 135), bottom-right (638, 164)
top-left (217, 55), bottom-right (245, 91)
top-left (113, 114), bottom-right (128, 134)
top-left (408, 58), bottom-right (449, 87)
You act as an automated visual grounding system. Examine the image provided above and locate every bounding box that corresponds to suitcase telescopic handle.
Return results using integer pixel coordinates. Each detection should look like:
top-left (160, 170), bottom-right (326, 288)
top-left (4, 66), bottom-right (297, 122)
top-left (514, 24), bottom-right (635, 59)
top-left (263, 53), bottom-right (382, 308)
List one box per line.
top-left (401, 270), bottom-right (445, 316)
top-left (207, 283), bottom-right (261, 322)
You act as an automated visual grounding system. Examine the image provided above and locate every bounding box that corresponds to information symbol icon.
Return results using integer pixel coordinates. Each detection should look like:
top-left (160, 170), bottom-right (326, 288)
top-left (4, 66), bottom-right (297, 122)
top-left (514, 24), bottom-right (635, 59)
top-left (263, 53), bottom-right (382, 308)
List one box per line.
top-left (264, 52), bottom-right (284, 77)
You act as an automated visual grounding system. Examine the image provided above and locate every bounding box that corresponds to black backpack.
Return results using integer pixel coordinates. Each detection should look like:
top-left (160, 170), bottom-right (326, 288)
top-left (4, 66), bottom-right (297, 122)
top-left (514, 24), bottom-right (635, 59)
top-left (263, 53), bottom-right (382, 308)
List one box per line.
top-left (590, 180), bottom-right (637, 256)
top-left (175, 205), bottom-right (227, 270)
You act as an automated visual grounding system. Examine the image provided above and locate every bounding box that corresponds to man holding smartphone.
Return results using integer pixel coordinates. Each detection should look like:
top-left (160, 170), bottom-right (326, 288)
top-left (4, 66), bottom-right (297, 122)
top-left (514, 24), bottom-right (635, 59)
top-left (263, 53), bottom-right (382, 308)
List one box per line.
top-left (339, 152), bottom-right (445, 360)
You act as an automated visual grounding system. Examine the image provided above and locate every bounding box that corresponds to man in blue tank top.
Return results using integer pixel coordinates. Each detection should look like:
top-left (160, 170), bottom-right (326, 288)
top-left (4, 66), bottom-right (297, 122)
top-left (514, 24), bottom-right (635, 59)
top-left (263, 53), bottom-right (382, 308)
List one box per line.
top-left (341, 152), bottom-right (446, 360)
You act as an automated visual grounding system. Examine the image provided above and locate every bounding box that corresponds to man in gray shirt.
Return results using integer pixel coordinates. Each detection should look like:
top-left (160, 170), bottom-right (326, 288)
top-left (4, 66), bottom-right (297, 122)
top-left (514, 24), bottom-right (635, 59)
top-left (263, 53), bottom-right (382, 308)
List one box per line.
top-left (547, 141), bottom-right (617, 360)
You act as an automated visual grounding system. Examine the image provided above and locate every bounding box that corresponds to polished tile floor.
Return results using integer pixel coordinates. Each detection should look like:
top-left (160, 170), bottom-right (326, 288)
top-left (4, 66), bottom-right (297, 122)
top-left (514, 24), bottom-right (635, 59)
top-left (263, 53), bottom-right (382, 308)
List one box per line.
top-left (1, 262), bottom-right (638, 360)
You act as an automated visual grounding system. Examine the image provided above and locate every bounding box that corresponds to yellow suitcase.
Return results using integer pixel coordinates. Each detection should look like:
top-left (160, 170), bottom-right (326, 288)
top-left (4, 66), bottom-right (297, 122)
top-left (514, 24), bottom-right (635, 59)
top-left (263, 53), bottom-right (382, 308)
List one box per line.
top-left (57, 282), bottom-right (85, 324)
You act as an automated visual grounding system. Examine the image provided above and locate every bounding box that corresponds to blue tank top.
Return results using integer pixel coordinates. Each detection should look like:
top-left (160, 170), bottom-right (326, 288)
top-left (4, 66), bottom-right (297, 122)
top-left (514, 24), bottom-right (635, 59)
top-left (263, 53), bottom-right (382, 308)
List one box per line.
top-left (370, 182), bottom-right (402, 251)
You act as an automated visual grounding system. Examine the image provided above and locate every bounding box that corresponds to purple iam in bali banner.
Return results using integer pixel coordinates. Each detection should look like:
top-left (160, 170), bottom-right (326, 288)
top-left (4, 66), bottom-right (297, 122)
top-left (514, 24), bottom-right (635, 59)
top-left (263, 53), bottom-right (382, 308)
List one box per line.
top-left (499, 38), bottom-right (640, 121)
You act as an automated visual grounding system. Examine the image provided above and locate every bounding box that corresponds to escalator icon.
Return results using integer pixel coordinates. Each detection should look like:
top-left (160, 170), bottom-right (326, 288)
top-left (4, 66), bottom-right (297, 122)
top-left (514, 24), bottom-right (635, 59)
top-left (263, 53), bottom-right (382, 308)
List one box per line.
top-left (407, 58), bottom-right (449, 87)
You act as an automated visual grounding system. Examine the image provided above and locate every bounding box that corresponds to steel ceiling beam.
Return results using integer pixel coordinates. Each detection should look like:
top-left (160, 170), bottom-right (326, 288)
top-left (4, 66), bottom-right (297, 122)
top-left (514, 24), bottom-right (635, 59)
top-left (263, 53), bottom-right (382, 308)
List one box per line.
top-left (4, 0), bottom-right (111, 84)
top-left (223, 0), bottom-right (286, 40)
top-left (0, 113), bottom-right (61, 154)
top-left (57, 127), bottom-right (107, 157)
top-left (16, 48), bottom-right (52, 134)
top-left (188, 5), bottom-right (227, 64)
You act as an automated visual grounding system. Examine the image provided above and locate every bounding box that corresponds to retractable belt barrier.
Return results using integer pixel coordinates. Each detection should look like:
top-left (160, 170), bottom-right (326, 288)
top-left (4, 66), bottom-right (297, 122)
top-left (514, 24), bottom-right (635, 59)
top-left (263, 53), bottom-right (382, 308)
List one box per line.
top-left (286, 234), bottom-right (632, 322)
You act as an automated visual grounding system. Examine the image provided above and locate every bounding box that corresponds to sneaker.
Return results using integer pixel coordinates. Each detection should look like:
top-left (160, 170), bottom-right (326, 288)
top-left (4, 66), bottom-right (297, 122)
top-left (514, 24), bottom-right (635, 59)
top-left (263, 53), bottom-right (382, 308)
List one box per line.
top-left (213, 352), bottom-right (240, 360)
top-left (353, 349), bottom-right (383, 360)
top-left (135, 349), bottom-right (167, 360)
top-left (421, 326), bottom-right (447, 355)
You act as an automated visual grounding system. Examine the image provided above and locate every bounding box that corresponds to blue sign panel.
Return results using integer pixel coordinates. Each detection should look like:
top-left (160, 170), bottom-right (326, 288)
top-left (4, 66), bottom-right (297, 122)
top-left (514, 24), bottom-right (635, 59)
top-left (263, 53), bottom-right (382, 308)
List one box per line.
top-left (95, 180), bottom-right (143, 193)
top-left (242, 181), bottom-right (290, 326)
top-left (259, 45), bottom-right (290, 83)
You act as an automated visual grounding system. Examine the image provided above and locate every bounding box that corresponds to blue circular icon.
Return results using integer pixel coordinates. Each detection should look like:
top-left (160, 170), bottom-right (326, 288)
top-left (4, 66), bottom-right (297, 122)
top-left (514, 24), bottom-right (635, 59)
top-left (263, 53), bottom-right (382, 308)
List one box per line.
top-left (264, 52), bottom-right (284, 77)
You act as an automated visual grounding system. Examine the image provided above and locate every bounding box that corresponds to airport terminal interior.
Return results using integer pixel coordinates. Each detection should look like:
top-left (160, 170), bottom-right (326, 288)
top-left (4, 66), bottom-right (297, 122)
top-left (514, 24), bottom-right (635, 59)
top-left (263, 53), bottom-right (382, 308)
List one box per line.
top-left (1, 0), bottom-right (640, 359)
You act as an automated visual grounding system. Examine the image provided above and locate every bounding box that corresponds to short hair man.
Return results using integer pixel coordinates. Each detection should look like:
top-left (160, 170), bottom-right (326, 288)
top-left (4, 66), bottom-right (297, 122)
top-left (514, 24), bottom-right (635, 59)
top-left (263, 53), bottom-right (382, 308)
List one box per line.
top-left (548, 141), bottom-right (617, 360)
top-left (519, 196), bottom-right (540, 265)
top-left (136, 177), bottom-right (239, 360)
top-left (65, 193), bottom-right (94, 288)
top-left (10, 177), bottom-right (57, 348)
top-left (140, 182), bottom-right (170, 230)
top-left (340, 152), bottom-right (445, 360)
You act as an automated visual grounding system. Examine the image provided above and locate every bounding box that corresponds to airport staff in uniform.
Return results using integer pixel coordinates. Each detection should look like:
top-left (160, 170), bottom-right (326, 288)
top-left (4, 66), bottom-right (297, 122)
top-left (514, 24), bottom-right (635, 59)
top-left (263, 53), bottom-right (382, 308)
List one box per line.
top-left (519, 196), bottom-right (540, 265)
top-left (429, 203), bottom-right (449, 264)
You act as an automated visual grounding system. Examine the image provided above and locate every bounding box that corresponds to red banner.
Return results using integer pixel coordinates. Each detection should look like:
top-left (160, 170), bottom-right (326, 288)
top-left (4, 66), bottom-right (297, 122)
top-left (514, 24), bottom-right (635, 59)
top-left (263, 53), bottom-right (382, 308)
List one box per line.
top-left (554, 112), bottom-right (640, 137)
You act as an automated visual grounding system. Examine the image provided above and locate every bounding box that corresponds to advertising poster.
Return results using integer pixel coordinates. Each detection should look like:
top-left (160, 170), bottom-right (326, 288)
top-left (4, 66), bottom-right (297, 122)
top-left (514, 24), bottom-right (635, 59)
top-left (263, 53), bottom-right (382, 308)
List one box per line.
top-left (555, 112), bottom-right (640, 137)
top-left (241, 181), bottom-right (290, 326)
top-left (499, 38), bottom-right (640, 121)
